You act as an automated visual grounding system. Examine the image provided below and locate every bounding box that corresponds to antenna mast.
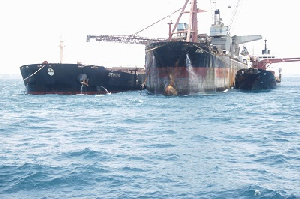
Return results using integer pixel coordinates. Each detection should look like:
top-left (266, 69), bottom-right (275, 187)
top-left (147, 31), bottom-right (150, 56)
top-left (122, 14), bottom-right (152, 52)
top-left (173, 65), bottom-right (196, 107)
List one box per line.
top-left (59, 39), bottom-right (65, 64)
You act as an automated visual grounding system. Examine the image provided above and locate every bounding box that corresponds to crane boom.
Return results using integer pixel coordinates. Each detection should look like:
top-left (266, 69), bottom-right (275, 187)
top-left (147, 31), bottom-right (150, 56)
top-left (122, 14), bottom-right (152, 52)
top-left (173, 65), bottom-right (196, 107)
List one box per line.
top-left (86, 35), bottom-right (166, 45)
top-left (228, 0), bottom-right (243, 32)
top-left (260, 57), bottom-right (300, 64)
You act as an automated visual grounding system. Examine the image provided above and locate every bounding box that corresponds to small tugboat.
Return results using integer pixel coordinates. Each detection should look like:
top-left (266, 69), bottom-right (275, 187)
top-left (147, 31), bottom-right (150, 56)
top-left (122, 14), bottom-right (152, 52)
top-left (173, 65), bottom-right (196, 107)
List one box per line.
top-left (20, 40), bottom-right (146, 95)
top-left (235, 39), bottom-right (300, 90)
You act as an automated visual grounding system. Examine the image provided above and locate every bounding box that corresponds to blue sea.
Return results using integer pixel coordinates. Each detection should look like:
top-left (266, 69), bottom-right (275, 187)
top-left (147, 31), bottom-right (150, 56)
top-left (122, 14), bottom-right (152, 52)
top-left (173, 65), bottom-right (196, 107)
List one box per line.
top-left (0, 74), bottom-right (299, 199)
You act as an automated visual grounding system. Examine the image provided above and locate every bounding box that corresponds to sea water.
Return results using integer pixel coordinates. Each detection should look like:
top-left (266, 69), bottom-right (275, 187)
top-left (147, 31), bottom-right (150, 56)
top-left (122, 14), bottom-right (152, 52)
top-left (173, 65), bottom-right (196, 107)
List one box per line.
top-left (0, 74), bottom-right (299, 199)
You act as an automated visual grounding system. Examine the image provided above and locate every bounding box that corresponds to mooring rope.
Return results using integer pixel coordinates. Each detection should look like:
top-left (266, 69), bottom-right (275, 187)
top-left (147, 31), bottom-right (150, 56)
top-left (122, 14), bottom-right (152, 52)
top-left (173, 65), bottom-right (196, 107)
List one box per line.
top-left (23, 65), bottom-right (46, 81)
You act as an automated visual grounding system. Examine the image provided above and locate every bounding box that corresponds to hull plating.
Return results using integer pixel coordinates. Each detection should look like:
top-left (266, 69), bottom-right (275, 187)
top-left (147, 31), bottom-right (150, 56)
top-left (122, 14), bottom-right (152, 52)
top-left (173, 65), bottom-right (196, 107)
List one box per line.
top-left (145, 41), bottom-right (247, 95)
top-left (235, 68), bottom-right (277, 90)
top-left (20, 63), bottom-right (145, 95)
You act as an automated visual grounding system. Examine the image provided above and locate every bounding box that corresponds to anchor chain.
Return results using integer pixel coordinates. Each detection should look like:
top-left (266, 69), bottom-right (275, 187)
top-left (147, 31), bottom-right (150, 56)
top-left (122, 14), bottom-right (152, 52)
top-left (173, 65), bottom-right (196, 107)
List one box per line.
top-left (23, 65), bottom-right (46, 81)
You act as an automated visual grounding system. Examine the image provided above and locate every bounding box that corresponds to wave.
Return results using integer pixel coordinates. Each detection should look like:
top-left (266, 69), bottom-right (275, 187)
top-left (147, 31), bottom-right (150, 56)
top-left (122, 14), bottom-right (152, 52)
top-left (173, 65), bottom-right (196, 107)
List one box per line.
top-left (197, 185), bottom-right (299, 199)
top-left (61, 148), bottom-right (111, 160)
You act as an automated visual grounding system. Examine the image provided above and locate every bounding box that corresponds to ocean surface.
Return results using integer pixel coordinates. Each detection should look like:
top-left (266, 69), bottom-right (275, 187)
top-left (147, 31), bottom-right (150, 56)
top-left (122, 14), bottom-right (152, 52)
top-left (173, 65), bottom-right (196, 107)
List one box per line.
top-left (0, 74), bottom-right (299, 199)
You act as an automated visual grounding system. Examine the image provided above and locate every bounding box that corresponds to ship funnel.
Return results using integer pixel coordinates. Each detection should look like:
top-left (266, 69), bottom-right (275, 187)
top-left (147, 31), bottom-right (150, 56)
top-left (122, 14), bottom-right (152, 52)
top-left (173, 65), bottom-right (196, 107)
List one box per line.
top-left (210, 9), bottom-right (228, 36)
top-left (214, 9), bottom-right (222, 25)
top-left (262, 39), bottom-right (270, 54)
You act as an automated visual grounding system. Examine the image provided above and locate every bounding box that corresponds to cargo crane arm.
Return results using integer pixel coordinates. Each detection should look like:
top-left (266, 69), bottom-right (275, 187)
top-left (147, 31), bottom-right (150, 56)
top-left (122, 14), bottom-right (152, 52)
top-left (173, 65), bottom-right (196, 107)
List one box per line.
top-left (86, 35), bottom-right (166, 45)
top-left (260, 57), bottom-right (300, 64)
top-left (228, 0), bottom-right (243, 33)
top-left (252, 57), bottom-right (300, 70)
top-left (86, 5), bottom-right (185, 45)
top-left (87, 1), bottom-right (205, 45)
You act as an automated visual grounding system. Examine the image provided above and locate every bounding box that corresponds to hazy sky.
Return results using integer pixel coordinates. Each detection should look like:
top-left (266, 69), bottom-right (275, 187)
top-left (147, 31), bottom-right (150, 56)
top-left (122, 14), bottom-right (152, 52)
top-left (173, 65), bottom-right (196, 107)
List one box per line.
top-left (1, 0), bottom-right (299, 74)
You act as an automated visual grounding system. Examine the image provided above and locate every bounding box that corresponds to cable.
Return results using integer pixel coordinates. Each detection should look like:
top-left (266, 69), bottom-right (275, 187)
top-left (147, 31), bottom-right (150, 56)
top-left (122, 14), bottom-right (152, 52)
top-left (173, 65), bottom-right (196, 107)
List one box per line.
top-left (133, 7), bottom-right (182, 36)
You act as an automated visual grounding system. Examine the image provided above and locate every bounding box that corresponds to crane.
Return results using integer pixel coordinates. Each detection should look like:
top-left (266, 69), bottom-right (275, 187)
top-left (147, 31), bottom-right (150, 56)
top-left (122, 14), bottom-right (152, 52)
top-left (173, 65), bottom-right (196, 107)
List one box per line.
top-left (228, 0), bottom-right (243, 33)
top-left (86, 34), bottom-right (165, 45)
top-left (86, 4), bottom-right (184, 45)
top-left (87, 0), bottom-right (204, 45)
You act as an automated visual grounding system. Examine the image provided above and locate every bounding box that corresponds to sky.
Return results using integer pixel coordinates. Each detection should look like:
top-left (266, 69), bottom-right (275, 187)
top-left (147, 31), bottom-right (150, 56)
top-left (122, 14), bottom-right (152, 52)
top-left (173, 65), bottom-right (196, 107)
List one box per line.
top-left (1, 0), bottom-right (300, 74)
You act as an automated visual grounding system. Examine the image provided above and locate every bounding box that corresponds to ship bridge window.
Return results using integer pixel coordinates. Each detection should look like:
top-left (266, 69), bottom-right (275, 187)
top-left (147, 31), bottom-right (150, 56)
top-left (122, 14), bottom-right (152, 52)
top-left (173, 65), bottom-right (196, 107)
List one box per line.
top-left (261, 56), bottom-right (275, 59)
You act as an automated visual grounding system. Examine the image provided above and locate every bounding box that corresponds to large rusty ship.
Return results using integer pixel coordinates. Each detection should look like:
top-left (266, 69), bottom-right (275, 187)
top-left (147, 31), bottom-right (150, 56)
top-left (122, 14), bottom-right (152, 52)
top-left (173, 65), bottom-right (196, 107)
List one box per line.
top-left (145, 0), bottom-right (261, 95)
top-left (87, 0), bottom-right (262, 95)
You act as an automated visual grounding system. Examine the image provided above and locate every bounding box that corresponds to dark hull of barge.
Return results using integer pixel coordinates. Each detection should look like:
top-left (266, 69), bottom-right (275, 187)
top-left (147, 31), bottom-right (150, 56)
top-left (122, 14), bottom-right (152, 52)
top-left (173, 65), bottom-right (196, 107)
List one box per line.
top-left (20, 63), bottom-right (145, 95)
top-left (234, 68), bottom-right (277, 90)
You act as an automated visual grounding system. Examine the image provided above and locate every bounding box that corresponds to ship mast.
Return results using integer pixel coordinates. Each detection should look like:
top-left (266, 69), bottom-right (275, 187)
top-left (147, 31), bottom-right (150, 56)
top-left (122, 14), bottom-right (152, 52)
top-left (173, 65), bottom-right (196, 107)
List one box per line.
top-left (186, 0), bottom-right (198, 42)
top-left (170, 0), bottom-right (190, 41)
top-left (170, 0), bottom-right (204, 42)
top-left (59, 39), bottom-right (64, 64)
